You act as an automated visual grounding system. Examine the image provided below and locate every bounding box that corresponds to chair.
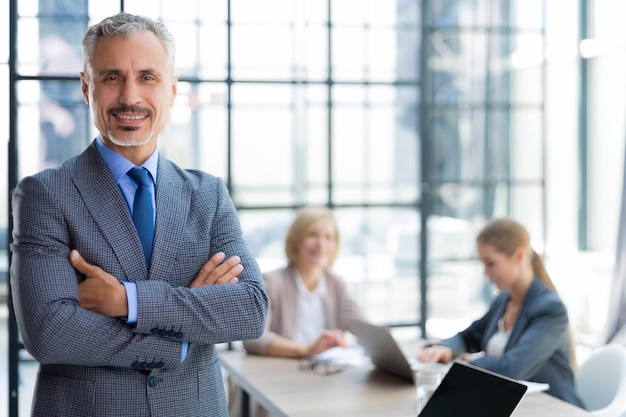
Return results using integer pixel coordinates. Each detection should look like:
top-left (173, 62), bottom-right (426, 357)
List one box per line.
top-left (576, 343), bottom-right (626, 417)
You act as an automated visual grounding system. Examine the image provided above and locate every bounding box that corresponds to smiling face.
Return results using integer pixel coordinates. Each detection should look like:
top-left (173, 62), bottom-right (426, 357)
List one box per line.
top-left (294, 218), bottom-right (338, 270)
top-left (80, 31), bottom-right (178, 161)
top-left (477, 242), bottom-right (523, 291)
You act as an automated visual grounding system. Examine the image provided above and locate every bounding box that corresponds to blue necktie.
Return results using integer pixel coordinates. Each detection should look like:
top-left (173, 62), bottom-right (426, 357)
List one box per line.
top-left (128, 168), bottom-right (154, 266)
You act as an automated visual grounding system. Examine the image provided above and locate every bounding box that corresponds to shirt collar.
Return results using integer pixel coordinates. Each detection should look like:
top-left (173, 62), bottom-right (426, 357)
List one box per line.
top-left (95, 135), bottom-right (159, 184)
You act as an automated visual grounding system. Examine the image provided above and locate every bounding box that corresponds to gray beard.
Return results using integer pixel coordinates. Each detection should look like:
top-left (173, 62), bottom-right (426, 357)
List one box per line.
top-left (107, 127), bottom-right (154, 147)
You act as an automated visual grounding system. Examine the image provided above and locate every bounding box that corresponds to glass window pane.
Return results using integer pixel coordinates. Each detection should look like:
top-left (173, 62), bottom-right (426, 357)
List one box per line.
top-left (18, 16), bottom-right (87, 76)
top-left (333, 207), bottom-right (419, 324)
top-left (511, 0), bottom-right (544, 29)
top-left (433, 184), bottom-right (491, 226)
top-left (427, 259), bottom-right (488, 338)
top-left (430, 0), bottom-right (489, 27)
top-left (299, 25), bottom-right (328, 81)
top-left (510, 186), bottom-right (545, 244)
top-left (88, 2), bottom-right (120, 18)
top-left (239, 208), bottom-right (295, 271)
top-left (511, 109), bottom-right (543, 179)
top-left (169, 22), bottom-right (229, 80)
top-left (17, 80), bottom-right (89, 177)
top-left (332, 85), bottom-right (419, 205)
top-left (332, 27), bottom-right (367, 80)
top-left (17, 0), bottom-right (39, 17)
top-left (160, 82), bottom-right (229, 177)
top-left (231, 0), bottom-right (295, 23)
top-left (509, 33), bottom-right (544, 103)
top-left (304, 87), bottom-right (330, 202)
top-left (0, 3), bottom-right (7, 62)
top-left (428, 31), bottom-right (488, 105)
top-left (231, 84), bottom-right (294, 205)
top-left (195, 83), bottom-right (229, 178)
top-left (124, 1), bottom-right (163, 18)
top-left (232, 25), bottom-right (294, 80)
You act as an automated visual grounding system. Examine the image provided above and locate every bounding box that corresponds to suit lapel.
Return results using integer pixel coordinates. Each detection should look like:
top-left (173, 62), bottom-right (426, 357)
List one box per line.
top-left (507, 278), bottom-right (542, 348)
top-left (72, 143), bottom-right (147, 280)
top-left (149, 159), bottom-right (191, 280)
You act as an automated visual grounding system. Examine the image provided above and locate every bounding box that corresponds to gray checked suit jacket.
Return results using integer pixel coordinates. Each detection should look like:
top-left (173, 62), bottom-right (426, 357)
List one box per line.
top-left (10, 141), bottom-right (268, 417)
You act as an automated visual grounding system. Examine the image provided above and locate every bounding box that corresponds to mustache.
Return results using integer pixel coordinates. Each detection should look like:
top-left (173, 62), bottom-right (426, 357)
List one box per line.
top-left (109, 105), bottom-right (151, 116)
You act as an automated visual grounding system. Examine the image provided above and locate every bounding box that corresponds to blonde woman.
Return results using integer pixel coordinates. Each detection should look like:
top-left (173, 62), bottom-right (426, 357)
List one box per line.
top-left (417, 217), bottom-right (586, 409)
top-left (244, 205), bottom-right (366, 356)
top-left (229, 206), bottom-right (366, 416)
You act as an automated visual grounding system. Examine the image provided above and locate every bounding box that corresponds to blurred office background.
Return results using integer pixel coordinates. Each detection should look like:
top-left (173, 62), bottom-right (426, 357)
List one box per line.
top-left (3, 0), bottom-right (626, 415)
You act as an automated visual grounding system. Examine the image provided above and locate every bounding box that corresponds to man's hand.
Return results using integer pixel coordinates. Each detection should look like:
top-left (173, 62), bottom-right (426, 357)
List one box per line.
top-left (71, 250), bottom-right (128, 318)
top-left (188, 252), bottom-right (243, 288)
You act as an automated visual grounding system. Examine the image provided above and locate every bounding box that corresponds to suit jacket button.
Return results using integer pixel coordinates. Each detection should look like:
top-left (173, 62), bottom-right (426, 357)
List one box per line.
top-left (167, 330), bottom-right (176, 337)
top-left (132, 361), bottom-right (140, 369)
top-left (140, 362), bottom-right (148, 369)
top-left (156, 362), bottom-right (165, 368)
top-left (175, 332), bottom-right (183, 339)
top-left (151, 328), bottom-right (159, 335)
top-left (148, 376), bottom-right (158, 388)
top-left (158, 329), bottom-right (167, 336)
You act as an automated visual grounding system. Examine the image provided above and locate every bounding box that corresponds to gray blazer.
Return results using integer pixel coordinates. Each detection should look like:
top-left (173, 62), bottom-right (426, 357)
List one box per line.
top-left (439, 278), bottom-right (585, 408)
top-left (10, 141), bottom-right (268, 417)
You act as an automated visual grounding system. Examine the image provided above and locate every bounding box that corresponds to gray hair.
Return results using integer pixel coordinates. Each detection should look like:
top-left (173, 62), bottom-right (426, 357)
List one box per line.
top-left (82, 12), bottom-right (176, 72)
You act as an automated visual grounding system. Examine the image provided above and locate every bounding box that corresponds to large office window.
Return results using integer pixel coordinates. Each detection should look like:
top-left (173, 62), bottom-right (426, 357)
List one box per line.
top-left (7, 0), bottom-right (549, 326)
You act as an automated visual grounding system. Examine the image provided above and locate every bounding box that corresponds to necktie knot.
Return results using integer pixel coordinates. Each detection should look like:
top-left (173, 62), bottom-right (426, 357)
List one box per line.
top-left (129, 167), bottom-right (151, 188)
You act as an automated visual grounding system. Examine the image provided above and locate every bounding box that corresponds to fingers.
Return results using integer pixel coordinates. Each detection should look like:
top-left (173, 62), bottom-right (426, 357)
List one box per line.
top-left (189, 252), bottom-right (244, 288)
top-left (417, 347), bottom-right (440, 363)
top-left (417, 346), bottom-right (452, 363)
top-left (311, 330), bottom-right (345, 355)
top-left (327, 329), bottom-right (346, 348)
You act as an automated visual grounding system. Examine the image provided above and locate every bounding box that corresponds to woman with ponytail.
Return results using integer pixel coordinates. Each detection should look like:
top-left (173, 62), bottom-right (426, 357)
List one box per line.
top-left (417, 217), bottom-right (586, 409)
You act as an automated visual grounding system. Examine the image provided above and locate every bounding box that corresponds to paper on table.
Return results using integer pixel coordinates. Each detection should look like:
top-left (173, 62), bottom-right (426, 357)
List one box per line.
top-left (312, 346), bottom-right (371, 367)
top-left (518, 380), bottom-right (550, 394)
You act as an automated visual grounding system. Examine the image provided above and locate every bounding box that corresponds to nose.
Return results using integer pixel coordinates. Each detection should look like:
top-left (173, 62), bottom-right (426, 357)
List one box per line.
top-left (119, 79), bottom-right (141, 105)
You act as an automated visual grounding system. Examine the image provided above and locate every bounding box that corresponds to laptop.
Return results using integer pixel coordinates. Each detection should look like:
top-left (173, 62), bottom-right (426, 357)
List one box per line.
top-left (344, 316), bottom-right (419, 382)
top-left (418, 361), bottom-right (528, 417)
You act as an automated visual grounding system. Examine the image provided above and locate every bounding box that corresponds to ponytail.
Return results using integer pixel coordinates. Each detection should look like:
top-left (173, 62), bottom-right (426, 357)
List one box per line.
top-left (530, 248), bottom-right (578, 371)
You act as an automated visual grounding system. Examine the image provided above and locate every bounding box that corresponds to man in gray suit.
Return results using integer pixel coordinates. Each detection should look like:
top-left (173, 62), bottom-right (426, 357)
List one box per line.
top-left (10, 12), bottom-right (268, 417)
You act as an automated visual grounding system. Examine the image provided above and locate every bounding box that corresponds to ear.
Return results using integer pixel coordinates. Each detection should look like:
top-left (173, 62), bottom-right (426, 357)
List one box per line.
top-left (80, 72), bottom-right (90, 105)
top-left (512, 246), bottom-right (526, 264)
top-left (170, 74), bottom-right (179, 107)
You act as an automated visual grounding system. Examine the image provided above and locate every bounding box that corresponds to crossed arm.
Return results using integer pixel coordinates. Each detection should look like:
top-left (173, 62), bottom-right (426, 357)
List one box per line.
top-left (73, 249), bottom-right (243, 318)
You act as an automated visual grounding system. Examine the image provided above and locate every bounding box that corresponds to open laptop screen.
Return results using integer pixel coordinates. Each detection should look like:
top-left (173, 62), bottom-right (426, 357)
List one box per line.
top-left (419, 362), bottom-right (528, 417)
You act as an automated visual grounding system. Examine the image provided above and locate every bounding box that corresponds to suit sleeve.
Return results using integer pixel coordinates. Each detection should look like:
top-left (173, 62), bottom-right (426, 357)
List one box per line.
top-left (242, 274), bottom-right (280, 355)
top-left (131, 177), bottom-right (268, 345)
top-left (10, 175), bottom-right (183, 370)
top-left (439, 297), bottom-right (501, 356)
